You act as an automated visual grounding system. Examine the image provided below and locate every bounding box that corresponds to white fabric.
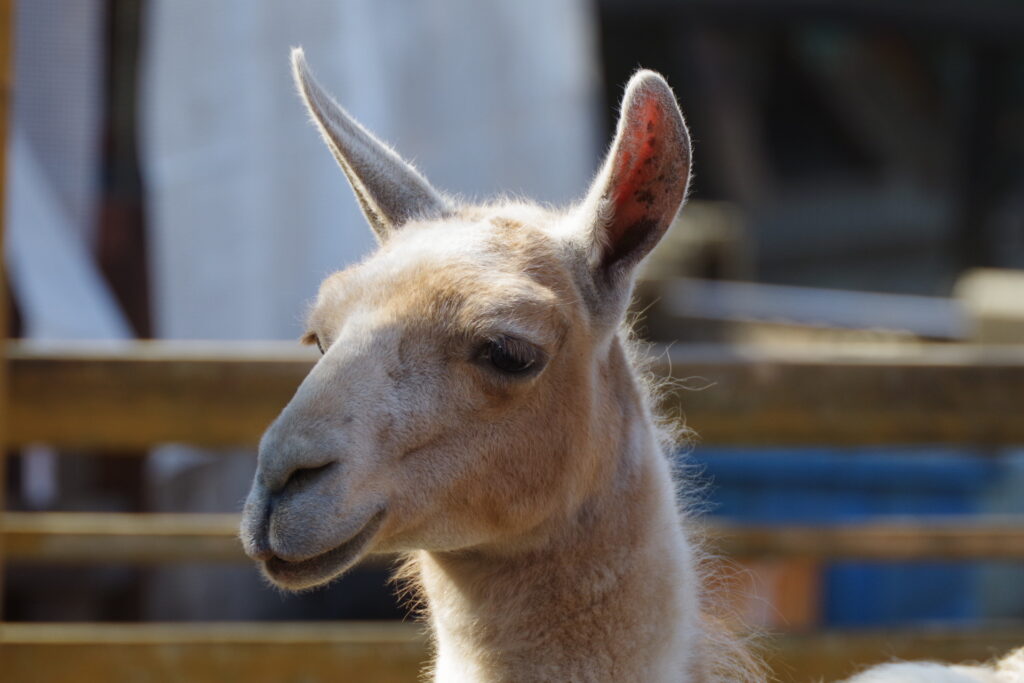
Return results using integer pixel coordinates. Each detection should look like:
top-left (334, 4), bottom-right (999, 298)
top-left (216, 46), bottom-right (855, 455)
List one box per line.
top-left (10, 0), bottom-right (106, 247)
top-left (5, 0), bottom-right (121, 340)
top-left (141, 0), bottom-right (598, 342)
top-left (7, 134), bottom-right (132, 340)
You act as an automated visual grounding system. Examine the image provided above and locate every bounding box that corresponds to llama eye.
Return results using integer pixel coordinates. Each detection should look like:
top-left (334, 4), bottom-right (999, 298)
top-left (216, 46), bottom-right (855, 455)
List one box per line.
top-left (313, 335), bottom-right (325, 355)
top-left (481, 337), bottom-right (541, 375)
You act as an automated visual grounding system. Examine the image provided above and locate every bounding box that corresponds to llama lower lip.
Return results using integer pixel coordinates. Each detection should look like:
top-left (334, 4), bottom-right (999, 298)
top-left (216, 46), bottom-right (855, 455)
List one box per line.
top-left (264, 508), bottom-right (386, 588)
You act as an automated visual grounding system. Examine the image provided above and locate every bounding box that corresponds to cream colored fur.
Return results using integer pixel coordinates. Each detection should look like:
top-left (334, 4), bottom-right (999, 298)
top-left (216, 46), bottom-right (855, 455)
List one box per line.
top-left (845, 647), bottom-right (1024, 682)
top-left (240, 48), bottom-right (1019, 682)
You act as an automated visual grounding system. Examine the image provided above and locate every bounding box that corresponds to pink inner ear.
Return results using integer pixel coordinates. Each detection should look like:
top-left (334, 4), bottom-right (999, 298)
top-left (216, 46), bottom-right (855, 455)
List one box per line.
top-left (609, 95), bottom-right (665, 247)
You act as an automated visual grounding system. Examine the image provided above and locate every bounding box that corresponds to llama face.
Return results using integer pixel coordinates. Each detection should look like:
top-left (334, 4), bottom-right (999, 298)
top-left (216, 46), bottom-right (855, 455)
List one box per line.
top-left (240, 49), bottom-right (691, 591)
top-left (244, 209), bottom-right (602, 590)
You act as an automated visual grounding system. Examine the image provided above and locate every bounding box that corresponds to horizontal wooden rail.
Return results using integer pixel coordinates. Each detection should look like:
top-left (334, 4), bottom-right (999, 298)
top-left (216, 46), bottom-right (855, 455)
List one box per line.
top-left (6, 512), bottom-right (1024, 563)
top-left (2, 513), bottom-right (242, 564)
top-left (2, 622), bottom-right (1022, 683)
top-left (657, 344), bottom-right (1024, 446)
top-left (706, 517), bottom-right (1024, 560)
top-left (8, 341), bottom-right (1024, 448)
top-left (0, 622), bottom-right (426, 683)
top-left (8, 341), bottom-right (315, 450)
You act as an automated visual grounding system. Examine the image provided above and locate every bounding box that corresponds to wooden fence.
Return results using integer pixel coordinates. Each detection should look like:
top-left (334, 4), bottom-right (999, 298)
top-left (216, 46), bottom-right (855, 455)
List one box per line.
top-left (3, 340), bottom-right (1024, 681)
top-left (10, 341), bottom-right (1024, 448)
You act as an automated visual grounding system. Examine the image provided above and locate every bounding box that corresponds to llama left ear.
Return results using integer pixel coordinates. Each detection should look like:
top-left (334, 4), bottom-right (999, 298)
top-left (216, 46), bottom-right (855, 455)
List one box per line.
top-left (579, 70), bottom-right (691, 290)
top-left (291, 48), bottom-right (451, 241)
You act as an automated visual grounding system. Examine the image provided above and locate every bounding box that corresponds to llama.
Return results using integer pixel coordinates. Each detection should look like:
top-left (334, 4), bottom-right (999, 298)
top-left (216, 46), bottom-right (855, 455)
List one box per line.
top-left (241, 49), bottom-right (1021, 682)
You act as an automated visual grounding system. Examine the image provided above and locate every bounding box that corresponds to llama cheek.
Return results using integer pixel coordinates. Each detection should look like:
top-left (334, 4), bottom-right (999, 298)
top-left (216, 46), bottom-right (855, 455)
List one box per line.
top-left (373, 414), bottom-right (396, 450)
top-left (474, 375), bottom-right (516, 405)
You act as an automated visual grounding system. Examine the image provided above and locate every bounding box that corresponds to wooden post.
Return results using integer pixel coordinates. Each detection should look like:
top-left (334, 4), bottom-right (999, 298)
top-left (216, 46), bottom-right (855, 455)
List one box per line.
top-left (0, 0), bottom-right (14, 620)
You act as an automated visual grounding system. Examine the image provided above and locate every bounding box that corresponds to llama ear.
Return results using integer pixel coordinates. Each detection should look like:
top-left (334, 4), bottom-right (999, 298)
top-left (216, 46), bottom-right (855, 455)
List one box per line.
top-left (579, 70), bottom-right (691, 288)
top-left (291, 48), bottom-right (450, 241)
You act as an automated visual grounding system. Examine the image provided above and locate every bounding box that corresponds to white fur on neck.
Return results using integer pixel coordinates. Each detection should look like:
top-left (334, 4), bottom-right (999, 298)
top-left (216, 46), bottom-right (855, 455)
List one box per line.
top-left (414, 339), bottom-right (702, 682)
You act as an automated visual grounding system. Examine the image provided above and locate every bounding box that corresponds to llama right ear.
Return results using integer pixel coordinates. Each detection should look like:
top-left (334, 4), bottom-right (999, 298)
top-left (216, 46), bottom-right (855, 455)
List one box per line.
top-left (291, 48), bottom-right (450, 241)
top-left (577, 70), bottom-right (691, 302)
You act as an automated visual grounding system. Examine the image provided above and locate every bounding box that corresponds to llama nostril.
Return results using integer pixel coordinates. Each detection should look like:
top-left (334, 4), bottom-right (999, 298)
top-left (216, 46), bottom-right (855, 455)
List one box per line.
top-left (274, 461), bottom-right (337, 497)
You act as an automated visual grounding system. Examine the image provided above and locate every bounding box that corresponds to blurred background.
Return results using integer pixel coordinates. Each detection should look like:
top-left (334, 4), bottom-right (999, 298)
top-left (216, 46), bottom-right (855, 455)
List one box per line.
top-left (3, 1), bottom-right (1024, 681)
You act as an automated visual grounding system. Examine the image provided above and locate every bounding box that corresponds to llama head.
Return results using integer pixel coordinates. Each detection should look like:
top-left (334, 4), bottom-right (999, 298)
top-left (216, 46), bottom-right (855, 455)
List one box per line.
top-left (240, 48), bottom-right (691, 590)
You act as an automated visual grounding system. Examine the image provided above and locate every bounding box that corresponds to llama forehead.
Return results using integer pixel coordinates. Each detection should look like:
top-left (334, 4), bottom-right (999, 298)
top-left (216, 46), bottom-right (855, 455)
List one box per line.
top-left (310, 213), bottom-right (579, 349)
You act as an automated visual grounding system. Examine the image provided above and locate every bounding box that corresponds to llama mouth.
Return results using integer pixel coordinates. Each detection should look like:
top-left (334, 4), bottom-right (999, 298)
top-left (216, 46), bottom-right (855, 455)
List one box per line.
top-left (263, 508), bottom-right (386, 589)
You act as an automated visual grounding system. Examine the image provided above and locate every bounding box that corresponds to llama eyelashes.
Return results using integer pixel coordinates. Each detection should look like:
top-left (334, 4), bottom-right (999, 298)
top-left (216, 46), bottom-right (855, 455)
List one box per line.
top-left (306, 327), bottom-right (545, 375)
top-left (478, 335), bottom-right (547, 377)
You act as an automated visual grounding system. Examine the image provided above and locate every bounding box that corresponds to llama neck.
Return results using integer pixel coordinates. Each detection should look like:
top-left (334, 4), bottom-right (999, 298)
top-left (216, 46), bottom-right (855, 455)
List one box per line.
top-left (414, 342), bottom-right (703, 682)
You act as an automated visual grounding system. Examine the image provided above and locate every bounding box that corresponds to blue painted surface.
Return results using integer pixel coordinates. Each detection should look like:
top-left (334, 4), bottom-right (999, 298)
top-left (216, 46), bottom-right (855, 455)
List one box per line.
top-left (687, 448), bottom-right (1001, 626)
